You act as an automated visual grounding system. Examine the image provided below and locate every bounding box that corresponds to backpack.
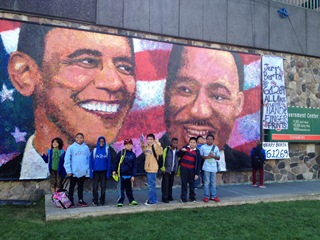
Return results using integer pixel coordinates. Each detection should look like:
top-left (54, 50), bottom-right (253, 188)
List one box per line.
top-left (210, 144), bottom-right (221, 172)
top-left (53, 179), bottom-right (72, 209)
top-left (151, 144), bottom-right (163, 172)
top-left (251, 147), bottom-right (263, 169)
top-left (112, 149), bottom-right (126, 182)
top-left (93, 146), bottom-right (109, 160)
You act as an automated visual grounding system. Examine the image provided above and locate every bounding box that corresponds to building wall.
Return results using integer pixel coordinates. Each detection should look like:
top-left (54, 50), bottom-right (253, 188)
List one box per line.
top-left (1, 0), bottom-right (320, 57)
top-left (0, 9), bottom-right (319, 201)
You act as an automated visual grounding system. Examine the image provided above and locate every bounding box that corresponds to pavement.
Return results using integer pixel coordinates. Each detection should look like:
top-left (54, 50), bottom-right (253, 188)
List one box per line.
top-left (45, 180), bottom-right (320, 221)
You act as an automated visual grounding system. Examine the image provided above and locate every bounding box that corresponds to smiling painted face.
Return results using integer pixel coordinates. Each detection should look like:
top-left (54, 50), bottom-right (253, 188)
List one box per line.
top-left (165, 47), bottom-right (244, 149)
top-left (34, 28), bottom-right (135, 146)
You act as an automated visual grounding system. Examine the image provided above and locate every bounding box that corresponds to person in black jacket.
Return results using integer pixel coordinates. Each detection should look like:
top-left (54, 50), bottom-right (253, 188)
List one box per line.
top-left (250, 141), bottom-right (267, 188)
top-left (160, 138), bottom-right (179, 203)
top-left (178, 137), bottom-right (202, 203)
top-left (112, 139), bottom-right (138, 207)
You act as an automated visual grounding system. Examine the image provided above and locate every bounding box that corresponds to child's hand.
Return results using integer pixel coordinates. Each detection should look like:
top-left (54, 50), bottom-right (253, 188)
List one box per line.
top-left (112, 171), bottom-right (116, 175)
top-left (194, 175), bottom-right (198, 180)
top-left (181, 148), bottom-right (187, 152)
top-left (131, 177), bottom-right (135, 182)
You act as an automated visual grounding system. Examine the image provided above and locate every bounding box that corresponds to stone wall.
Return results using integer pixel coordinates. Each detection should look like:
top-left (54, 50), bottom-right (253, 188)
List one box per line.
top-left (0, 12), bottom-right (320, 201)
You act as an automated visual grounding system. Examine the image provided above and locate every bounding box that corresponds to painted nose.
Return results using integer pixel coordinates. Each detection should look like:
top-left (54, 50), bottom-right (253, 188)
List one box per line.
top-left (190, 90), bottom-right (212, 119)
top-left (95, 64), bottom-right (124, 92)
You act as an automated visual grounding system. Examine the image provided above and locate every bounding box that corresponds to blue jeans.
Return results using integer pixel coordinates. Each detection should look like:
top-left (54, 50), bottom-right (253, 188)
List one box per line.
top-left (203, 171), bottom-right (217, 198)
top-left (147, 173), bottom-right (158, 204)
top-left (194, 170), bottom-right (204, 188)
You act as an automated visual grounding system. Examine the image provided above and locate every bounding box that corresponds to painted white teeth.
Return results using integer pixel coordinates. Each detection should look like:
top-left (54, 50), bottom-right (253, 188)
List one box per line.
top-left (186, 129), bottom-right (209, 136)
top-left (80, 102), bottom-right (120, 113)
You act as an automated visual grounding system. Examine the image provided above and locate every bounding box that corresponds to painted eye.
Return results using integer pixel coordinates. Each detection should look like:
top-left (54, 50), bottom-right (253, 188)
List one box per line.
top-left (117, 64), bottom-right (134, 75)
top-left (77, 58), bottom-right (100, 68)
top-left (178, 86), bottom-right (192, 93)
top-left (213, 95), bottom-right (224, 101)
top-left (65, 57), bottom-right (101, 69)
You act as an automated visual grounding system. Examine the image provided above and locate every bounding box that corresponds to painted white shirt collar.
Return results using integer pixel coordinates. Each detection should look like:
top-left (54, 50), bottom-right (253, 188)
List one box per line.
top-left (20, 134), bottom-right (49, 180)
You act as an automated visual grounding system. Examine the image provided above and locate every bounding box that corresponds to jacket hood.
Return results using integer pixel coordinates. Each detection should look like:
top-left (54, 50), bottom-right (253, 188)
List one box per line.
top-left (96, 136), bottom-right (106, 149)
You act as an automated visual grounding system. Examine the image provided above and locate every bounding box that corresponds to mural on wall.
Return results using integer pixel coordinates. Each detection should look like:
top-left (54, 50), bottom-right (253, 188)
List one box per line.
top-left (0, 20), bottom-right (262, 180)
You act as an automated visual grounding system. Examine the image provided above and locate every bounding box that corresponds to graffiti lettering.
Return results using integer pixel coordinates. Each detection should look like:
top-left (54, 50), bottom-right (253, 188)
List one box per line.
top-left (262, 56), bottom-right (288, 130)
top-left (263, 63), bottom-right (282, 81)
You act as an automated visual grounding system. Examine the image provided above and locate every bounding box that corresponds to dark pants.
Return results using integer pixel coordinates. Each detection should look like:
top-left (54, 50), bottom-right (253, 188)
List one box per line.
top-left (69, 176), bottom-right (85, 204)
top-left (252, 167), bottom-right (264, 186)
top-left (92, 171), bottom-right (107, 204)
top-left (118, 177), bottom-right (134, 204)
top-left (161, 171), bottom-right (175, 201)
top-left (180, 167), bottom-right (196, 201)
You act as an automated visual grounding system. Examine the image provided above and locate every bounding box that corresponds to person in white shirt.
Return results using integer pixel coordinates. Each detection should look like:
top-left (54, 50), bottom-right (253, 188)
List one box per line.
top-left (200, 134), bottom-right (221, 203)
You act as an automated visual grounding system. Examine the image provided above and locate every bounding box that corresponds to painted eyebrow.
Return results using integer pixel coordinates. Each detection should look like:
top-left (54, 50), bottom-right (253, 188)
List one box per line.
top-left (208, 82), bottom-right (232, 95)
top-left (113, 56), bottom-right (135, 65)
top-left (67, 49), bottom-right (102, 58)
top-left (174, 77), bottom-right (233, 95)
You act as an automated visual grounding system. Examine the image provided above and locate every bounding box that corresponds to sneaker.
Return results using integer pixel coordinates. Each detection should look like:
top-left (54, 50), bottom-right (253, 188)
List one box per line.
top-left (77, 200), bottom-right (89, 207)
top-left (129, 200), bottom-right (139, 206)
top-left (117, 203), bottom-right (123, 207)
top-left (259, 185), bottom-right (267, 189)
top-left (144, 201), bottom-right (157, 206)
top-left (211, 197), bottom-right (220, 202)
top-left (180, 199), bottom-right (187, 203)
top-left (100, 202), bottom-right (105, 206)
top-left (69, 203), bottom-right (75, 208)
top-left (194, 188), bottom-right (198, 191)
top-left (92, 202), bottom-right (98, 207)
top-left (252, 184), bottom-right (258, 187)
top-left (203, 197), bottom-right (209, 203)
top-left (189, 199), bottom-right (196, 203)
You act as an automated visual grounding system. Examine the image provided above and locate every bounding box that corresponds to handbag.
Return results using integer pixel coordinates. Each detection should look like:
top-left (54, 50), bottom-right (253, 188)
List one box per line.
top-left (112, 150), bottom-right (126, 182)
top-left (211, 145), bottom-right (221, 172)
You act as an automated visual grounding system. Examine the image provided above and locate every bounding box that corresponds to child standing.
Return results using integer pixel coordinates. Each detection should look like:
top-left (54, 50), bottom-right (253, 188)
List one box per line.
top-left (141, 133), bottom-right (163, 206)
top-left (112, 139), bottom-right (138, 207)
top-left (200, 134), bottom-right (221, 203)
top-left (161, 138), bottom-right (179, 203)
top-left (90, 136), bottom-right (112, 206)
top-left (42, 137), bottom-right (66, 200)
top-left (178, 137), bottom-right (201, 203)
top-left (194, 135), bottom-right (205, 189)
top-left (64, 133), bottom-right (90, 208)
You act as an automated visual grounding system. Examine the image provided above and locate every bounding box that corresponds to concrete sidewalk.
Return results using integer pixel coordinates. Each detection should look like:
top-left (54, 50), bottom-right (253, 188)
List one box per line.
top-left (45, 180), bottom-right (320, 221)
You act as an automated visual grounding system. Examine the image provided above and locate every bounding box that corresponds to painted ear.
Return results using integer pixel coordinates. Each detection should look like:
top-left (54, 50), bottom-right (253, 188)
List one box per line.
top-left (236, 91), bottom-right (245, 116)
top-left (8, 51), bottom-right (42, 96)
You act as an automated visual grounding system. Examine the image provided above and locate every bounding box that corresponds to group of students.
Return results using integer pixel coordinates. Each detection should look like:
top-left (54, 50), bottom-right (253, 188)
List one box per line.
top-left (42, 133), bottom-right (139, 208)
top-left (42, 132), bottom-right (266, 208)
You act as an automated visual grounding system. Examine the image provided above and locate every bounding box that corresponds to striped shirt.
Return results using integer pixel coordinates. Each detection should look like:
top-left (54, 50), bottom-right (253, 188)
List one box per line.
top-left (180, 148), bottom-right (197, 169)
